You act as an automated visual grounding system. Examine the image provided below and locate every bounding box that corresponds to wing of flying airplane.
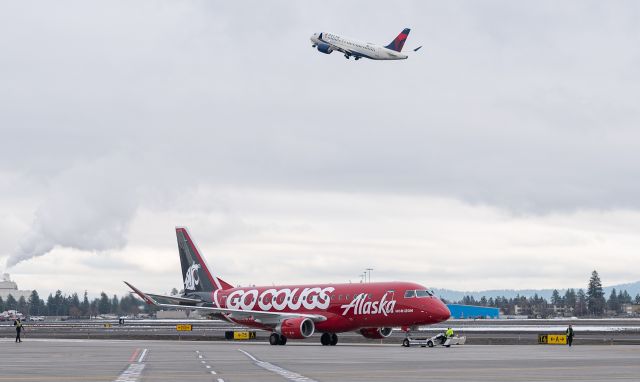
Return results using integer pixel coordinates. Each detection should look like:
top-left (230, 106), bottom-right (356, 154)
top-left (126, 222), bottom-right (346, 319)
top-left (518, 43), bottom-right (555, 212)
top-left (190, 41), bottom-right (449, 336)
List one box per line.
top-left (124, 281), bottom-right (328, 325)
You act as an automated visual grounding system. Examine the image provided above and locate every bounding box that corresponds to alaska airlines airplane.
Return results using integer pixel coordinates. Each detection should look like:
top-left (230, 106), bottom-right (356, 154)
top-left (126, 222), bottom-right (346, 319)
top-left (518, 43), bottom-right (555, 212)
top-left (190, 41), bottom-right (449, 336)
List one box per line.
top-left (126, 227), bottom-right (450, 346)
top-left (310, 28), bottom-right (419, 60)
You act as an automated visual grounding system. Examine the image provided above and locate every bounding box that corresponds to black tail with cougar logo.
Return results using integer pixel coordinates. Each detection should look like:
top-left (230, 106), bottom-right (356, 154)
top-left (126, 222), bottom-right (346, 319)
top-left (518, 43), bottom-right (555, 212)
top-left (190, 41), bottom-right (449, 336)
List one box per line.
top-left (176, 227), bottom-right (224, 293)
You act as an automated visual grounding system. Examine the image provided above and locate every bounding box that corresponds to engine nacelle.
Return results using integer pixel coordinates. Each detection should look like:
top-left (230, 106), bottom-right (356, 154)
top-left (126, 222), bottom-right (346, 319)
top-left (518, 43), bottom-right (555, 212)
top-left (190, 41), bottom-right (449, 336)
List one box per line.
top-left (359, 327), bottom-right (393, 339)
top-left (276, 317), bottom-right (315, 339)
top-left (316, 43), bottom-right (333, 54)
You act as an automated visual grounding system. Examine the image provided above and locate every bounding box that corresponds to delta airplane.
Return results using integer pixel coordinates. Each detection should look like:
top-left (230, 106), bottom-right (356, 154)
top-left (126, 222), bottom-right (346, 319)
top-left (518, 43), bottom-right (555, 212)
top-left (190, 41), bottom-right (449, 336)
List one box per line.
top-left (310, 28), bottom-right (420, 60)
top-left (126, 227), bottom-right (450, 346)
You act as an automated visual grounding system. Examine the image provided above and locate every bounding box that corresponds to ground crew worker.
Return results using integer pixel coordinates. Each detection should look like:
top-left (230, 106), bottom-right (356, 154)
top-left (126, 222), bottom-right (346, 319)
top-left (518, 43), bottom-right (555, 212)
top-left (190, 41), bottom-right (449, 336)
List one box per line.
top-left (566, 324), bottom-right (574, 347)
top-left (14, 318), bottom-right (24, 343)
top-left (445, 327), bottom-right (454, 338)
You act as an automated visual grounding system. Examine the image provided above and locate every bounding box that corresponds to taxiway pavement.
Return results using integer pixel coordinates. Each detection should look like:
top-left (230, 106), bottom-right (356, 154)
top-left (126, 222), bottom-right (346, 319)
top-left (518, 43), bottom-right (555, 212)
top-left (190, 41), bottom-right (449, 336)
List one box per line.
top-left (1, 339), bottom-right (639, 381)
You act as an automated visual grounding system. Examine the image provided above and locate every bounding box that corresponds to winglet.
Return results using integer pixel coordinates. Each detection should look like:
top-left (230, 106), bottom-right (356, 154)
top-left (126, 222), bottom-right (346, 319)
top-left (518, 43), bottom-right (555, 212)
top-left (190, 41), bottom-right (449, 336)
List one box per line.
top-left (413, 45), bottom-right (422, 52)
top-left (124, 281), bottom-right (158, 305)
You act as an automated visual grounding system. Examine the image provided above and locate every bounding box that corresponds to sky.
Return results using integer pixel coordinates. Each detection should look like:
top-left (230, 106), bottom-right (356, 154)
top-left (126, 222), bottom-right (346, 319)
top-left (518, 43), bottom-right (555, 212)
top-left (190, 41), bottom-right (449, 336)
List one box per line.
top-left (1, 1), bottom-right (639, 298)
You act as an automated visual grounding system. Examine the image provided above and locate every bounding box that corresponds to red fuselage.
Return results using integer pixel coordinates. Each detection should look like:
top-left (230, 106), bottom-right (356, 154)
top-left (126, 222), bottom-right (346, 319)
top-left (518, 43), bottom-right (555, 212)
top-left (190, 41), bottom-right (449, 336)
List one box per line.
top-left (212, 281), bottom-right (450, 332)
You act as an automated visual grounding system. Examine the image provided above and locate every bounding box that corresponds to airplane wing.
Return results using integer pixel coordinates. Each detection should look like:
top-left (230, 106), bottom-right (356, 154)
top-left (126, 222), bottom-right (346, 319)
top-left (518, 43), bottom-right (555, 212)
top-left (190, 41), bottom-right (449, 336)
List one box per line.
top-left (124, 281), bottom-right (327, 325)
top-left (143, 293), bottom-right (202, 305)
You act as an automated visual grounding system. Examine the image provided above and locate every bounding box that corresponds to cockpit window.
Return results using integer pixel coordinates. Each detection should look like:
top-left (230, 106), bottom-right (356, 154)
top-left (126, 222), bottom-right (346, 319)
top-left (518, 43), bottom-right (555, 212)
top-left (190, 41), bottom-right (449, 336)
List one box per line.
top-left (416, 290), bottom-right (433, 298)
top-left (404, 290), bottom-right (416, 298)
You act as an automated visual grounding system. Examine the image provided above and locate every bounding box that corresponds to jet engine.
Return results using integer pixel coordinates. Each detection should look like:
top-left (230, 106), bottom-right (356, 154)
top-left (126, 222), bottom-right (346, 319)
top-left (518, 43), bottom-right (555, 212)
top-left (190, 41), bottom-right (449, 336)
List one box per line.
top-left (316, 43), bottom-right (333, 54)
top-left (276, 317), bottom-right (315, 339)
top-left (359, 327), bottom-right (393, 339)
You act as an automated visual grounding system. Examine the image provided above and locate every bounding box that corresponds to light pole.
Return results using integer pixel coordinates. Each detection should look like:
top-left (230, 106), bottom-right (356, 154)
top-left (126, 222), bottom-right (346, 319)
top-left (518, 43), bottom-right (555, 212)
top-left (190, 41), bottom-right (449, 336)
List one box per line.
top-left (365, 268), bottom-right (373, 283)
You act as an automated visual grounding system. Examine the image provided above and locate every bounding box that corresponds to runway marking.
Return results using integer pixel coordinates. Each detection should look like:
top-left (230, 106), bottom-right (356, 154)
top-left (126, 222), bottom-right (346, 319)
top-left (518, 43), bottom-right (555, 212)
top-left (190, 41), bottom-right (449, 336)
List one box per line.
top-left (128, 348), bottom-right (140, 363)
top-left (137, 348), bottom-right (148, 363)
top-left (113, 363), bottom-right (145, 382)
top-left (217, 379), bottom-right (225, 382)
top-left (238, 349), bottom-right (318, 382)
top-left (114, 348), bottom-right (147, 382)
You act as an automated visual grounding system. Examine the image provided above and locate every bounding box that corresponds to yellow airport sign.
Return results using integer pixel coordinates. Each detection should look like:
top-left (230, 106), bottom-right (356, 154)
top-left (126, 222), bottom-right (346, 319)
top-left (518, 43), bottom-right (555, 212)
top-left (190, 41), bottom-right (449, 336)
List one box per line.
top-left (233, 331), bottom-right (256, 340)
top-left (547, 334), bottom-right (567, 344)
top-left (538, 334), bottom-right (567, 344)
top-left (176, 324), bottom-right (192, 331)
top-left (103, 323), bottom-right (112, 328)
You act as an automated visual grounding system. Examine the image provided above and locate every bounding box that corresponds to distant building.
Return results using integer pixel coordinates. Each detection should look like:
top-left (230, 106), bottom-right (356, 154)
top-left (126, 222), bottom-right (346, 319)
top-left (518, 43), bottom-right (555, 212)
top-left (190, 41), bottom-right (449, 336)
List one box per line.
top-left (446, 304), bottom-right (500, 319)
top-left (0, 274), bottom-right (33, 301)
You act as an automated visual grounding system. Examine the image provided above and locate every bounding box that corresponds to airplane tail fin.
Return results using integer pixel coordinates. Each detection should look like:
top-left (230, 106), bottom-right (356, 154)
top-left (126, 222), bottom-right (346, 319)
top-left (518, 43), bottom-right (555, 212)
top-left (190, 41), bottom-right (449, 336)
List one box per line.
top-left (385, 28), bottom-right (410, 52)
top-left (176, 227), bottom-right (230, 292)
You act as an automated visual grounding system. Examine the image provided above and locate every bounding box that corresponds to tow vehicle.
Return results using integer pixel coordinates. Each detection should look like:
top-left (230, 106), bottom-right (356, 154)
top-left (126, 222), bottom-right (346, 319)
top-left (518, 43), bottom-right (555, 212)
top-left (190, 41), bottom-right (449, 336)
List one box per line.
top-left (402, 332), bottom-right (466, 348)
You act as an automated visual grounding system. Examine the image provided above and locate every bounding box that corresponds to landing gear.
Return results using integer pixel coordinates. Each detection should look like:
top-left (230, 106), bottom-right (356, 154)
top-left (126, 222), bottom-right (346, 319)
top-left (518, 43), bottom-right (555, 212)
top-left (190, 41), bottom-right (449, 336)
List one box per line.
top-left (344, 54), bottom-right (350, 59)
top-left (320, 333), bottom-right (338, 346)
top-left (354, 57), bottom-right (360, 61)
top-left (270, 332), bottom-right (287, 345)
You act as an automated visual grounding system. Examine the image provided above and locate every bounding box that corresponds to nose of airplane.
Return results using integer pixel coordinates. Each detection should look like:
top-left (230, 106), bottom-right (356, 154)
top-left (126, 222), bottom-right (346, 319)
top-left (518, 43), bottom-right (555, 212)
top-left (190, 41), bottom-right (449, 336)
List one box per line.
top-left (433, 298), bottom-right (451, 322)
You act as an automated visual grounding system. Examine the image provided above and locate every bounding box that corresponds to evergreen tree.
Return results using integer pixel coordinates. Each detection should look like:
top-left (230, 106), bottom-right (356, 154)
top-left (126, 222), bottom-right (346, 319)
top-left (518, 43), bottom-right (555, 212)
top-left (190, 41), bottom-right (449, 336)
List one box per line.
top-left (47, 294), bottom-right (55, 315)
top-left (5, 294), bottom-right (17, 310)
top-left (576, 289), bottom-right (587, 316)
top-left (608, 288), bottom-right (619, 314)
top-left (586, 270), bottom-right (605, 316)
top-left (619, 290), bottom-right (632, 304)
top-left (53, 290), bottom-right (64, 316)
top-left (111, 295), bottom-right (120, 314)
top-left (81, 291), bottom-right (90, 316)
top-left (17, 296), bottom-right (27, 314)
top-left (28, 290), bottom-right (41, 315)
top-left (551, 290), bottom-right (561, 306)
top-left (564, 289), bottom-right (577, 312)
top-left (635, 294), bottom-right (640, 304)
top-left (98, 292), bottom-right (111, 314)
top-left (0, 296), bottom-right (4, 312)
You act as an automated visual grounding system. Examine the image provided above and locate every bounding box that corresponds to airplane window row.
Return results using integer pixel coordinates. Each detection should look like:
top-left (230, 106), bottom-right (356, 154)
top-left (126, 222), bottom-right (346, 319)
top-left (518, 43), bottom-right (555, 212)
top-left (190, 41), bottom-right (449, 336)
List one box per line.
top-left (404, 290), bottom-right (434, 298)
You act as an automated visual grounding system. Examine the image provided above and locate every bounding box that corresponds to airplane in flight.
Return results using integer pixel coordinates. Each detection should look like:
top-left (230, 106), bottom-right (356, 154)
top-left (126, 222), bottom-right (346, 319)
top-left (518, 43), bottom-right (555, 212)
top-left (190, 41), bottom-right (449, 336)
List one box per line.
top-left (310, 28), bottom-right (421, 60)
top-left (125, 227), bottom-right (450, 346)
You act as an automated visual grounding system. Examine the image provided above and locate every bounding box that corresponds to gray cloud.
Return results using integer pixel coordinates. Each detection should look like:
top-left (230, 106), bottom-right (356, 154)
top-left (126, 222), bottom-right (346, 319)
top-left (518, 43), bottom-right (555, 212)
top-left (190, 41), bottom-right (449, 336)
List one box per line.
top-left (1, 1), bottom-right (640, 279)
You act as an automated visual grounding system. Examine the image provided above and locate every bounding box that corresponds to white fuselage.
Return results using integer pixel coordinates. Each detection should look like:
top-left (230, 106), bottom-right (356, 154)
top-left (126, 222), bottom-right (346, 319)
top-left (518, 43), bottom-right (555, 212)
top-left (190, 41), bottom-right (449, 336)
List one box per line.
top-left (311, 32), bottom-right (408, 60)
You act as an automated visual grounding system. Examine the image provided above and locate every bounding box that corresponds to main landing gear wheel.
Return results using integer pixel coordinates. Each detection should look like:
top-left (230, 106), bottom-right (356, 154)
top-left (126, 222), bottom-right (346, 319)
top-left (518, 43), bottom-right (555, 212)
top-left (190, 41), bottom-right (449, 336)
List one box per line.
top-left (269, 333), bottom-right (288, 345)
top-left (320, 333), bottom-right (331, 346)
top-left (270, 333), bottom-right (280, 345)
top-left (330, 333), bottom-right (338, 346)
top-left (402, 338), bottom-right (410, 347)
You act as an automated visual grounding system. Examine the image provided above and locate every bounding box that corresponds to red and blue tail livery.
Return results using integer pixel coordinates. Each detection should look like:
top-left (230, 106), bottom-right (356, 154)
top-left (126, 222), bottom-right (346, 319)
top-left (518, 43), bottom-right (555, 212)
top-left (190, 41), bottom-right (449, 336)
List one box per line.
top-left (385, 28), bottom-right (410, 52)
top-left (126, 227), bottom-right (450, 346)
top-left (310, 28), bottom-right (418, 61)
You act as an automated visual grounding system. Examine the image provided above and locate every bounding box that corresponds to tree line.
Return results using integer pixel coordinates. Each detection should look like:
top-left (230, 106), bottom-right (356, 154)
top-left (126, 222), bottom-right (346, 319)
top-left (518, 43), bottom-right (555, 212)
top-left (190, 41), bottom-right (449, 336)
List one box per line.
top-left (453, 271), bottom-right (640, 317)
top-left (0, 290), bottom-right (155, 317)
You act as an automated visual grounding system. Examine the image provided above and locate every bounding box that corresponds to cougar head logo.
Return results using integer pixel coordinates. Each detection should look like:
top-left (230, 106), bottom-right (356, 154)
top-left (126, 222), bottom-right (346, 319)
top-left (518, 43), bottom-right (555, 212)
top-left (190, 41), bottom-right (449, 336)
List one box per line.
top-left (184, 263), bottom-right (201, 290)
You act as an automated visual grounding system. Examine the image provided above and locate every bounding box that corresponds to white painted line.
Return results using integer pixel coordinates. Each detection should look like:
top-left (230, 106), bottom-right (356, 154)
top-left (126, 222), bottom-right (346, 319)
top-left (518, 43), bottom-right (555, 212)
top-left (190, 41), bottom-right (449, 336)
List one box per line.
top-left (198, 355), bottom-right (203, 358)
top-left (238, 349), bottom-right (258, 362)
top-left (217, 379), bottom-right (224, 382)
top-left (238, 349), bottom-right (318, 382)
top-left (113, 363), bottom-right (146, 382)
top-left (201, 360), bottom-right (206, 364)
top-left (137, 348), bottom-right (148, 363)
top-left (210, 370), bottom-right (217, 375)
top-left (206, 365), bottom-right (211, 369)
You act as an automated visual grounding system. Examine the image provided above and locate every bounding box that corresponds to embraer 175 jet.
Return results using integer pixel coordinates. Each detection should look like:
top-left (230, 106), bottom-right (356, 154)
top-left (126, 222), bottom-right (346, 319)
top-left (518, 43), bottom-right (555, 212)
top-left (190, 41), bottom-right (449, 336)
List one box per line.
top-left (126, 227), bottom-right (450, 346)
top-left (310, 28), bottom-right (419, 60)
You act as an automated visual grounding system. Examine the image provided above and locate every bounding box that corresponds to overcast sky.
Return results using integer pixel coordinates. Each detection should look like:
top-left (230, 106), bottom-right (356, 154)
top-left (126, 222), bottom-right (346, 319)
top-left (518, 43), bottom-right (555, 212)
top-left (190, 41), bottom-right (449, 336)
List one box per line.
top-left (1, 1), bottom-right (639, 297)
